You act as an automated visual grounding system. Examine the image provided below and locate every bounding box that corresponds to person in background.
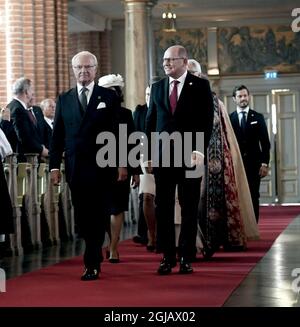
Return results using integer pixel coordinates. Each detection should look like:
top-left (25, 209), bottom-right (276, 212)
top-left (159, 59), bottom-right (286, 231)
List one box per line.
top-left (98, 73), bottom-right (140, 263)
top-left (230, 85), bottom-right (271, 222)
top-left (133, 86), bottom-right (157, 251)
top-left (0, 107), bottom-right (18, 152)
top-left (0, 127), bottom-right (14, 248)
top-left (188, 60), bottom-right (259, 256)
top-left (50, 51), bottom-right (126, 281)
top-left (40, 98), bottom-right (56, 144)
top-left (7, 77), bottom-right (49, 162)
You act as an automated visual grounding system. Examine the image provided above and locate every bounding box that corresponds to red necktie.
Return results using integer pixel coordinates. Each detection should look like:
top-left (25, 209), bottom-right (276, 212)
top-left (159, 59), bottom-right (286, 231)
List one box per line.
top-left (28, 108), bottom-right (37, 126)
top-left (169, 80), bottom-right (179, 114)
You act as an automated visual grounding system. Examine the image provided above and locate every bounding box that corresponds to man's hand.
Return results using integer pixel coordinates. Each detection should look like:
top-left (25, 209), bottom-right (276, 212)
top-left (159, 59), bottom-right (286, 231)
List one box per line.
top-left (0, 107), bottom-right (11, 121)
top-left (131, 174), bottom-right (140, 188)
top-left (191, 151), bottom-right (204, 167)
top-left (259, 165), bottom-right (268, 178)
top-left (118, 167), bottom-right (128, 181)
top-left (144, 160), bottom-right (153, 174)
top-left (51, 170), bottom-right (61, 186)
top-left (41, 145), bottom-right (49, 157)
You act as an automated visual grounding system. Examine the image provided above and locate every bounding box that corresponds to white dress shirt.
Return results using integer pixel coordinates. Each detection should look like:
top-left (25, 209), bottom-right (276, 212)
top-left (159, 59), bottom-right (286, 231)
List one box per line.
top-left (169, 70), bottom-right (187, 100)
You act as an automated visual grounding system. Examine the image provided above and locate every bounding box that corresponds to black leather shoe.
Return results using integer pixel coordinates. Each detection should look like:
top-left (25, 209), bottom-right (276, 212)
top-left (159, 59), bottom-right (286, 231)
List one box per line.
top-left (146, 245), bottom-right (156, 252)
top-left (132, 235), bottom-right (148, 245)
top-left (157, 257), bottom-right (176, 275)
top-left (179, 258), bottom-right (193, 274)
top-left (81, 267), bottom-right (100, 281)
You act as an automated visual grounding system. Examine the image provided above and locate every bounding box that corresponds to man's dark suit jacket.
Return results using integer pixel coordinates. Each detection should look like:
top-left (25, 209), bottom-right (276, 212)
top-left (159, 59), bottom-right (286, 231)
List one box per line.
top-left (145, 72), bottom-right (214, 165)
top-left (44, 120), bottom-right (53, 149)
top-left (133, 103), bottom-right (148, 133)
top-left (229, 109), bottom-right (270, 168)
top-left (49, 84), bottom-right (119, 189)
top-left (7, 100), bottom-right (48, 160)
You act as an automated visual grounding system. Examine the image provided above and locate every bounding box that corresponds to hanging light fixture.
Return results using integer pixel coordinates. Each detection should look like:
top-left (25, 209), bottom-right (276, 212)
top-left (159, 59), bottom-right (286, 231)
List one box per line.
top-left (161, 4), bottom-right (177, 32)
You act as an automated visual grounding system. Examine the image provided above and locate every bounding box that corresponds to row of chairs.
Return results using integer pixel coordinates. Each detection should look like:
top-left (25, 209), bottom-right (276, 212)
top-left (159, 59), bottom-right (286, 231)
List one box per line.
top-left (3, 154), bottom-right (75, 256)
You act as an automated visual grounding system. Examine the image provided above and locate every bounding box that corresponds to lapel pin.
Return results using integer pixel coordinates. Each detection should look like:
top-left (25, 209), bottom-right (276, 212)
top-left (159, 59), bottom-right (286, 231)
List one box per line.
top-left (189, 82), bottom-right (193, 85)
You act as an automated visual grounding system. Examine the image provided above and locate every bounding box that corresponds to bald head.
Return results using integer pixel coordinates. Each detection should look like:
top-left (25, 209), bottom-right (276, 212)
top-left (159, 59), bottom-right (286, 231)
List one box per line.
top-left (163, 45), bottom-right (188, 79)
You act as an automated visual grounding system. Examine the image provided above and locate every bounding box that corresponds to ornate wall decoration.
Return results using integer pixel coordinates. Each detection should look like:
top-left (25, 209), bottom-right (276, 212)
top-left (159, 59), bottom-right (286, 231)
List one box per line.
top-left (218, 25), bottom-right (300, 74)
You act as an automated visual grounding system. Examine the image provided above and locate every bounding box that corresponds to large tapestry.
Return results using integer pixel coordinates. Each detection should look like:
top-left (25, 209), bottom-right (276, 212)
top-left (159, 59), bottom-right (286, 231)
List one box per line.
top-left (218, 25), bottom-right (300, 74)
top-left (154, 29), bottom-right (207, 78)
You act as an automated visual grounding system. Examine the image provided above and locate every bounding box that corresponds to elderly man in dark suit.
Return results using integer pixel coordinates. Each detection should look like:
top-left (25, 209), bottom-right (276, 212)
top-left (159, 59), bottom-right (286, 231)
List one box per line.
top-left (230, 85), bottom-right (270, 222)
top-left (7, 78), bottom-right (49, 162)
top-left (49, 51), bottom-right (126, 281)
top-left (146, 45), bottom-right (214, 275)
top-left (40, 98), bottom-right (56, 146)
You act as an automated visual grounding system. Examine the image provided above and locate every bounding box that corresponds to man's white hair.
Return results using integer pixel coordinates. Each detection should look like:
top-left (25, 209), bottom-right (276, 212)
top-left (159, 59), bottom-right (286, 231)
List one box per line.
top-left (71, 51), bottom-right (98, 67)
top-left (187, 59), bottom-right (202, 74)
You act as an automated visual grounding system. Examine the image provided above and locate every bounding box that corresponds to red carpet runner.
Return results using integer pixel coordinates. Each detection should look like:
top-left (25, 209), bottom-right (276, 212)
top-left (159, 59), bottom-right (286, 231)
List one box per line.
top-left (0, 205), bottom-right (299, 307)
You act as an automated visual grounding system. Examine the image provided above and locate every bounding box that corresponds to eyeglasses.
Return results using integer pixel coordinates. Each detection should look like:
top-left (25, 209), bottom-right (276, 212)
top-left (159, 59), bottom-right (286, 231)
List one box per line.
top-left (162, 57), bottom-right (185, 63)
top-left (73, 65), bottom-right (96, 70)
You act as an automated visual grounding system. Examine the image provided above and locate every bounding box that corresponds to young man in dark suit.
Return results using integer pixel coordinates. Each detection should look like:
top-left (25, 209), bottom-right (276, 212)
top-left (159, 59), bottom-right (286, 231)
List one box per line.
top-left (230, 85), bottom-right (271, 222)
top-left (145, 45), bottom-right (214, 275)
top-left (49, 51), bottom-right (126, 281)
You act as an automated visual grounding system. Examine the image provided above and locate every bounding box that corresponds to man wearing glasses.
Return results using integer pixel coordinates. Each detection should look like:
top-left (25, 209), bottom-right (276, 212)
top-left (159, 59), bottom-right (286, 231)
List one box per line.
top-left (49, 51), bottom-right (126, 281)
top-left (146, 45), bottom-right (214, 275)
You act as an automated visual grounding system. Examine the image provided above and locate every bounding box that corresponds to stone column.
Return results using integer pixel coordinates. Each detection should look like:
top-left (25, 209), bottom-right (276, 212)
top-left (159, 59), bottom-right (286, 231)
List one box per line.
top-left (123, 0), bottom-right (156, 110)
top-left (146, 1), bottom-right (157, 83)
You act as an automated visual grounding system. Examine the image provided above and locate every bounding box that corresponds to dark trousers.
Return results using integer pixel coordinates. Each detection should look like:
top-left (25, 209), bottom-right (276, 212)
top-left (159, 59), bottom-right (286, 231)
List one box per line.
top-left (71, 184), bottom-right (111, 270)
top-left (137, 193), bottom-right (148, 242)
top-left (244, 162), bottom-right (261, 222)
top-left (154, 168), bottom-right (201, 262)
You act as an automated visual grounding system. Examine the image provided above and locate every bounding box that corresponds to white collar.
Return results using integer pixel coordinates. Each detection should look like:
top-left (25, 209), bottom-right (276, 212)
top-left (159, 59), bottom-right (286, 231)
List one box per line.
top-left (77, 81), bottom-right (95, 93)
top-left (169, 70), bottom-right (187, 85)
top-left (237, 106), bottom-right (249, 115)
top-left (44, 116), bottom-right (53, 127)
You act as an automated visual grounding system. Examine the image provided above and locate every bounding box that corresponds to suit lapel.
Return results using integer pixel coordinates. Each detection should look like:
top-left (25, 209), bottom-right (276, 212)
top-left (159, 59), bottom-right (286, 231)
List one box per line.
top-left (71, 87), bottom-right (82, 114)
top-left (176, 73), bottom-right (192, 110)
top-left (86, 85), bottom-right (102, 113)
top-left (163, 78), bottom-right (170, 113)
top-left (246, 109), bottom-right (256, 130)
top-left (231, 111), bottom-right (240, 132)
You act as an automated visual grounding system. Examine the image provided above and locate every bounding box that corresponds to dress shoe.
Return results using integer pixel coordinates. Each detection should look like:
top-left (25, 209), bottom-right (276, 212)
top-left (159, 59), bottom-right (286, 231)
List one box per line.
top-left (132, 235), bottom-right (148, 245)
top-left (109, 257), bottom-right (120, 263)
top-left (109, 251), bottom-right (120, 263)
top-left (223, 244), bottom-right (247, 252)
top-left (81, 267), bottom-right (100, 281)
top-left (157, 257), bottom-right (177, 275)
top-left (146, 244), bottom-right (156, 252)
top-left (179, 258), bottom-right (193, 274)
